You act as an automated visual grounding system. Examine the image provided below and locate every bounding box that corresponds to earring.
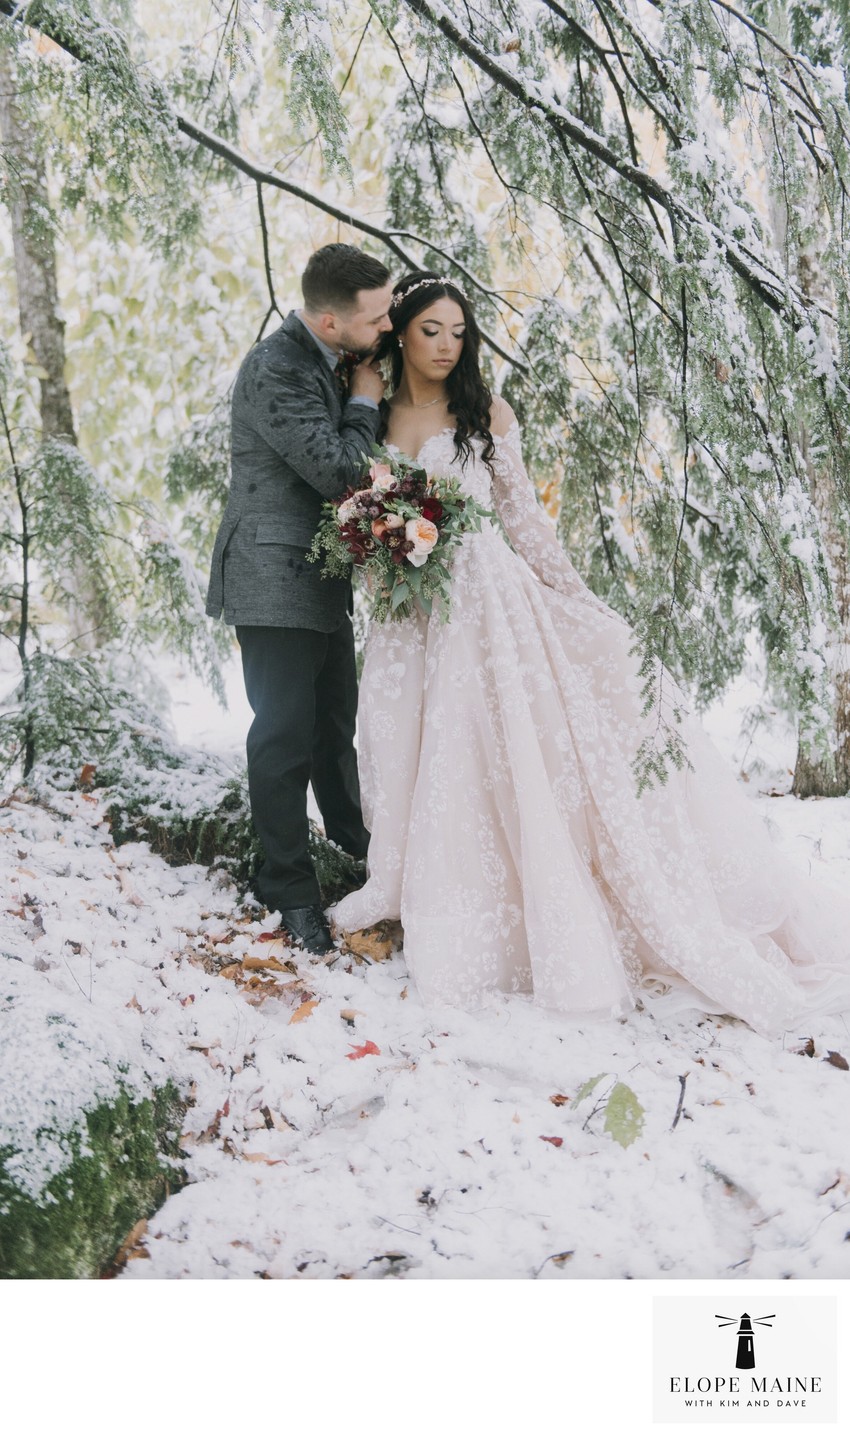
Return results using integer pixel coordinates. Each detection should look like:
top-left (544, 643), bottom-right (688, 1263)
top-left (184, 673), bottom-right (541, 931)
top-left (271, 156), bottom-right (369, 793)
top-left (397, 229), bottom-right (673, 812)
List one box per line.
top-left (397, 336), bottom-right (404, 349)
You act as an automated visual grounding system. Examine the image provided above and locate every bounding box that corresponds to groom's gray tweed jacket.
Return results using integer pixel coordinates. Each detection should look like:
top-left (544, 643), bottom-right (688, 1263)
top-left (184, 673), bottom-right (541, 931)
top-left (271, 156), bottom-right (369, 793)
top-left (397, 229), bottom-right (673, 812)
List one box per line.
top-left (205, 310), bottom-right (382, 631)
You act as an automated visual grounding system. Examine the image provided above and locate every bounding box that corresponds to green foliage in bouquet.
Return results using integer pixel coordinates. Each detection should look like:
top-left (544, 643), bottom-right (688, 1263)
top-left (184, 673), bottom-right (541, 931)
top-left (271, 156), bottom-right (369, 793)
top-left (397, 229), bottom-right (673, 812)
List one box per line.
top-left (308, 444), bottom-right (495, 624)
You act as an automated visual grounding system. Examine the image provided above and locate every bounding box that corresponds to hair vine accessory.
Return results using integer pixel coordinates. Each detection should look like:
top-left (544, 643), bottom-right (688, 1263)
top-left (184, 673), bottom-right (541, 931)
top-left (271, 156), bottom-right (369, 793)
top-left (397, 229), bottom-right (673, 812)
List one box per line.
top-left (389, 275), bottom-right (468, 311)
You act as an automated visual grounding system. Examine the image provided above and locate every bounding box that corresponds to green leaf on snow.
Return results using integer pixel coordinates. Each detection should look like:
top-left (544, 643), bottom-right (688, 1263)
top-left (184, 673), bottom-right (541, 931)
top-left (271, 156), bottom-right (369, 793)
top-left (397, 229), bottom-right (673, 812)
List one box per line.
top-left (603, 1082), bottom-right (645, 1148)
top-left (574, 1073), bottom-right (606, 1104)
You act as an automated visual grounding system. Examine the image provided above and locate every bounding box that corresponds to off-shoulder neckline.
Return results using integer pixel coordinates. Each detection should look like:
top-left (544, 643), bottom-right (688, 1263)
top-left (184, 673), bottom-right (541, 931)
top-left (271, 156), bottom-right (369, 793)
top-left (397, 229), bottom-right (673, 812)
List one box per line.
top-left (385, 419), bottom-right (519, 466)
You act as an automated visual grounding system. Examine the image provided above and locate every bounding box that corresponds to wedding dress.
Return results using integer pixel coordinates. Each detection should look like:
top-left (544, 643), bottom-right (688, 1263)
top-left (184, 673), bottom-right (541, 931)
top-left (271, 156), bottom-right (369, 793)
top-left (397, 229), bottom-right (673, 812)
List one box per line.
top-left (327, 421), bottom-right (850, 1037)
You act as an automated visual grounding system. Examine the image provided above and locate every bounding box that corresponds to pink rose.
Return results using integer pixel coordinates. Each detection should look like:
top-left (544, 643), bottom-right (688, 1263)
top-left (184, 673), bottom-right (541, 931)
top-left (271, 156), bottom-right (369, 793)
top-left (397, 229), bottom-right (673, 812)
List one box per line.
top-left (369, 462), bottom-right (395, 492)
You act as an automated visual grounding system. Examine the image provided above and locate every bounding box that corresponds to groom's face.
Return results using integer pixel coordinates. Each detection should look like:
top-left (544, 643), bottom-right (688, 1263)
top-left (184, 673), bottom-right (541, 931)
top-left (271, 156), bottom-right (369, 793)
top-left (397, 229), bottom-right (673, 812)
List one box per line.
top-left (332, 283), bottom-right (395, 356)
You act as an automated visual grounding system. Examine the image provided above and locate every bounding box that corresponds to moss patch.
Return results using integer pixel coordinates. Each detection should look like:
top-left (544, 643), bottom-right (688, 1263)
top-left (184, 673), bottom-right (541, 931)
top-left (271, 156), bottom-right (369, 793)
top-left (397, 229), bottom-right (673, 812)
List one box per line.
top-left (0, 1082), bottom-right (186, 1280)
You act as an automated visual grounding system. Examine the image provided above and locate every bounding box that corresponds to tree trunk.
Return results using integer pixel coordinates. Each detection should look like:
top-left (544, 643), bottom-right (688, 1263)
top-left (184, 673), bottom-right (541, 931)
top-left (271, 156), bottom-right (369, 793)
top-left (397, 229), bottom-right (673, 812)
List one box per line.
top-left (791, 451), bottom-right (850, 797)
top-left (0, 43), bottom-right (103, 650)
top-left (757, 12), bottom-right (850, 796)
top-left (788, 238), bottom-right (850, 795)
top-left (0, 48), bottom-right (76, 444)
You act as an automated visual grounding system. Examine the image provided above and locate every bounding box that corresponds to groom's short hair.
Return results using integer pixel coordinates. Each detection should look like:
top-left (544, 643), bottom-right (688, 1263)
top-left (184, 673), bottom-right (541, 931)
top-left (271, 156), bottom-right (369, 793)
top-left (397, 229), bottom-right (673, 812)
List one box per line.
top-left (302, 244), bottom-right (390, 316)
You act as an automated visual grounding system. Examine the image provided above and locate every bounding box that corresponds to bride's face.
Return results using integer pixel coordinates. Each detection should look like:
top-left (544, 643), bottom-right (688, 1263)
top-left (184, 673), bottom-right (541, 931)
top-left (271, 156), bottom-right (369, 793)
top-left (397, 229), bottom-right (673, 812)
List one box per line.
top-left (400, 297), bottom-right (466, 380)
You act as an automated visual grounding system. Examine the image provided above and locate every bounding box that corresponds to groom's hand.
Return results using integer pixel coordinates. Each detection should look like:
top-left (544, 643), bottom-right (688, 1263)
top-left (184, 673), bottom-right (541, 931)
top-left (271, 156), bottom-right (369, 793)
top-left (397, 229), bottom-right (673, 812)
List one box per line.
top-left (350, 356), bottom-right (385, 405)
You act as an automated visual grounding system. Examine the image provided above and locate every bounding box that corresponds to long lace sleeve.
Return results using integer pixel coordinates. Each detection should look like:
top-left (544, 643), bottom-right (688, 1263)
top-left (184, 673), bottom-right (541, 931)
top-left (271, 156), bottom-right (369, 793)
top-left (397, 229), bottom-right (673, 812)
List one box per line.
top-left (491, 420), bottom-right (615, 619)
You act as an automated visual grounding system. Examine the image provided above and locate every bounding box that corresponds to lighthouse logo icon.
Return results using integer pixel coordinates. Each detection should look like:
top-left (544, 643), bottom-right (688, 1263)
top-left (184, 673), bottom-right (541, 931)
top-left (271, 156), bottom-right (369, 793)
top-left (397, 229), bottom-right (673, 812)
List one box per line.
top-left (715, 1312), bottom-right (775, 1369)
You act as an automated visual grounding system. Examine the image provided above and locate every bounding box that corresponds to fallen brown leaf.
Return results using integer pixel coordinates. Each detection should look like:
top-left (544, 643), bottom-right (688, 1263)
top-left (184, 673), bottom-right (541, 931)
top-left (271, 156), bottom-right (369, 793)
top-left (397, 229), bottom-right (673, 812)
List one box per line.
top-left (241, 1151), bottom-right (284, 1165)
top-left (342, 924), bottom-right (395, 963)
top-left (540, 1136), bottom-right (564, 1148)
top-left (549, 1093), bottom-right (570, 1106)
top-left (79, 763), bottom-right (97, 790)
top-left (824, 1050), bottom-right (849, 1070)
top-left (793, 1037), bottom-right (816, 1057)
top-left (289, 997), bottom-right (319, 1024)
top-left (242, 954), bottom-right (290, 973)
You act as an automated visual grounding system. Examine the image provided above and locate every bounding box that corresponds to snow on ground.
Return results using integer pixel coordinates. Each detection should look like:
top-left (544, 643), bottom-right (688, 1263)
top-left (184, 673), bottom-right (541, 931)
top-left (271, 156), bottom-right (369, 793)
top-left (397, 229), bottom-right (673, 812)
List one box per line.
top-left (2, 648), bottom-right (849, 1280)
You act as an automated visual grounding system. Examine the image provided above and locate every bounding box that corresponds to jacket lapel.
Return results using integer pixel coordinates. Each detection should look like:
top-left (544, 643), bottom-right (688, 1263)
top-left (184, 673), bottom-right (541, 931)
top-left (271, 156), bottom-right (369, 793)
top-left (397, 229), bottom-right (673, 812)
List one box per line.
top-left (278, 310), bottom-right (341, 416)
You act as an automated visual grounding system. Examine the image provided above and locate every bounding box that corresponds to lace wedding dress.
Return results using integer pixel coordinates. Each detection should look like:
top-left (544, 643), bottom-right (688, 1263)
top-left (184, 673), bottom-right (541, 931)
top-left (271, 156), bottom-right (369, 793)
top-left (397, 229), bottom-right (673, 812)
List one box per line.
top-left (327, 422), bottom-right (850, 1037)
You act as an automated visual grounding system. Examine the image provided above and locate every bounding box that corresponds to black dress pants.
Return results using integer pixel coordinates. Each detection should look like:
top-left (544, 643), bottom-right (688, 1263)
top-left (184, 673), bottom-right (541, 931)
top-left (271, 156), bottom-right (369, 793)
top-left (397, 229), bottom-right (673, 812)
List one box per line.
top-left (236, 619), bottom-right (370, 912)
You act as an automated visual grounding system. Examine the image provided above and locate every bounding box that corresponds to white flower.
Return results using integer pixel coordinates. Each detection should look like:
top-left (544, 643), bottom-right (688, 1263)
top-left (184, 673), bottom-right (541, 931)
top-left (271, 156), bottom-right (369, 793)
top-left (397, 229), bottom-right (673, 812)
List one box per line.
top-left (337, 488), bottom-right (372, 524)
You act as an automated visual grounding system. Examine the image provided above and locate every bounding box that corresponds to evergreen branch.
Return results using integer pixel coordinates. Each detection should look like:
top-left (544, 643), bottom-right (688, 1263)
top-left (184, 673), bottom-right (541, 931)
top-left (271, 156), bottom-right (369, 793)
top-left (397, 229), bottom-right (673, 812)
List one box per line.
top-left (174, 115), bottom-right (527, 335)
top-left (340, 13), bottom-right (373, 94)
top-left (706, 0), bottom-right (827, 82)
top-left (383, 22), bottom-right (451, 213)
top-left (0, 0), bottom-right (524, 369)
top-left (255, 180), bottom-right (283, 344)
top-left (397, 0), bottom-right (834, 327)
top-left (596, 0), bottom-right (681, 108)
top-left (588, 0), bottom-right (682, 141)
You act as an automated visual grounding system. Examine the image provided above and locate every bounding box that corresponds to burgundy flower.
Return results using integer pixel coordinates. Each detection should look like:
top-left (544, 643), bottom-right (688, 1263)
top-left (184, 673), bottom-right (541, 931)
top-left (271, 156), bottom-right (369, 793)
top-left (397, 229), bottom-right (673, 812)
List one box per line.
top-left (421, 497), bottom-right (444, 524)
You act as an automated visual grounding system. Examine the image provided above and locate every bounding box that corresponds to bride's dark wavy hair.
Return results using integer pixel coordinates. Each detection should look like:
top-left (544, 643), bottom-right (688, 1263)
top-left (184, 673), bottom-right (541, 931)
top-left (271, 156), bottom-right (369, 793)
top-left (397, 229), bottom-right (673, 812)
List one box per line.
top-left (375, 271), bottom-right (495, 472)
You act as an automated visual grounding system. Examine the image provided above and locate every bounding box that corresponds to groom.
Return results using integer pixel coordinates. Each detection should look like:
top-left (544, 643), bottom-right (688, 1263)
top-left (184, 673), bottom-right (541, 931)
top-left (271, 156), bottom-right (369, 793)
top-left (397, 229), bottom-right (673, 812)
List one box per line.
top-left (206, 243), bottom-right (393, 953)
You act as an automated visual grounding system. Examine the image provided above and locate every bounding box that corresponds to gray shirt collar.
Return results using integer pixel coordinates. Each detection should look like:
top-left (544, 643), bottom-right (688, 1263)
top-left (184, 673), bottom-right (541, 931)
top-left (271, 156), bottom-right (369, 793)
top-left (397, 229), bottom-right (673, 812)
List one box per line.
top-left (295, 311), bottom-right (340, 369)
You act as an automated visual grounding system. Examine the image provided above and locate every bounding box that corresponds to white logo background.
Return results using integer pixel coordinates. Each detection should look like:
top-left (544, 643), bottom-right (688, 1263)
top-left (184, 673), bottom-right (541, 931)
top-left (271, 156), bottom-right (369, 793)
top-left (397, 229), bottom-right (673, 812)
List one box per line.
top-left (653, 1295), bottom-right (837, 1424)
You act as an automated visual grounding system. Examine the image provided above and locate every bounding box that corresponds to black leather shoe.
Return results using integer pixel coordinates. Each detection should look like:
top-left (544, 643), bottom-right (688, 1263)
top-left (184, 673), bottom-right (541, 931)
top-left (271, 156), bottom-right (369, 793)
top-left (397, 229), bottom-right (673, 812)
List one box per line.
top-left (280, 905), bottom-right (334, 956)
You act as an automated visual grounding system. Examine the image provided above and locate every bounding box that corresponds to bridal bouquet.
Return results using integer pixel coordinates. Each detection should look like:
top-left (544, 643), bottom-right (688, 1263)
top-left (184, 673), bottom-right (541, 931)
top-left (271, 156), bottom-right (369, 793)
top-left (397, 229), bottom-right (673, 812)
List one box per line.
top-left (307, 444), bottom-right (493, 623)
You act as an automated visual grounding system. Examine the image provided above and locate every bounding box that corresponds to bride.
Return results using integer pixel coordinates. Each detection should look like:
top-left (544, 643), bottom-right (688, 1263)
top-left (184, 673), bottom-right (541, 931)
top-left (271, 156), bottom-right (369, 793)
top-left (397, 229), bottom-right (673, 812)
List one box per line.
top-left (327, 270), bottom-right (850, 1038)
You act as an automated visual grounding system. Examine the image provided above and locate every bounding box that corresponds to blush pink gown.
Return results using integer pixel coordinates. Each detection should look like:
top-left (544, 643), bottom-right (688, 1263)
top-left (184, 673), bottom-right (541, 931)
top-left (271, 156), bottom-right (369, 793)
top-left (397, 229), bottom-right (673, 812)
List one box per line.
top-left (327, 422), bottom-right (850, 1038)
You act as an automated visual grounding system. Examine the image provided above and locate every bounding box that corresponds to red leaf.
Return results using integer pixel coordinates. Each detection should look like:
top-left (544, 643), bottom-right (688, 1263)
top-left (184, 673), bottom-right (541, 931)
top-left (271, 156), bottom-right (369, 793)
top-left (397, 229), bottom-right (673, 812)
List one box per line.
top-left (346, 1040), bottom-right (381, 1060)
top-left (79, 762), bottom-right (97, 790)
top-left (540, 1135), bottom-right (564, 1147)
top-left (257, 929), bottom-right (287, 942)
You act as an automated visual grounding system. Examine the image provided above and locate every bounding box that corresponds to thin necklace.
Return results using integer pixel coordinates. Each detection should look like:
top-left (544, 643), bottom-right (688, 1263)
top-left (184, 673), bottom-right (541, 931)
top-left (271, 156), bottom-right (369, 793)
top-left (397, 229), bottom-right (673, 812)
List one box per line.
top-left (391, 395), bottom-right (445, 409)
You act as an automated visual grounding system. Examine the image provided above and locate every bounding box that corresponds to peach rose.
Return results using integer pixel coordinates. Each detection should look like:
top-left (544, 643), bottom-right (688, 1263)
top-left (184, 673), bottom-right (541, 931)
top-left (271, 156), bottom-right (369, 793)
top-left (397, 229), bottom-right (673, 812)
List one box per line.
top-left (371, 517), bottom-right (388, 538)
top-left (405, 516), bottom-right (439, 567)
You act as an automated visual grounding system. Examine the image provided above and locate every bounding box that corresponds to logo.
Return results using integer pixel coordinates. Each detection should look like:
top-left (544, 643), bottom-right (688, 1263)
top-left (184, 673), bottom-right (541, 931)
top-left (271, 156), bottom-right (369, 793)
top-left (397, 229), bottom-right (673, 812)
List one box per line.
top-left (715, 1312), bottom-right (774, 1370)
top-left (653, 1296), bottom-right (837, 1424)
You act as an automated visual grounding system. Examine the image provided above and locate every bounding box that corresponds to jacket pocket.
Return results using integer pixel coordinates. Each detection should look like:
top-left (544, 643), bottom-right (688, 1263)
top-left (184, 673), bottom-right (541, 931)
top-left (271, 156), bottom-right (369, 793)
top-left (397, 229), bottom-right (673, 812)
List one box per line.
top-left (255, 518), bottom-right (318, 550)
